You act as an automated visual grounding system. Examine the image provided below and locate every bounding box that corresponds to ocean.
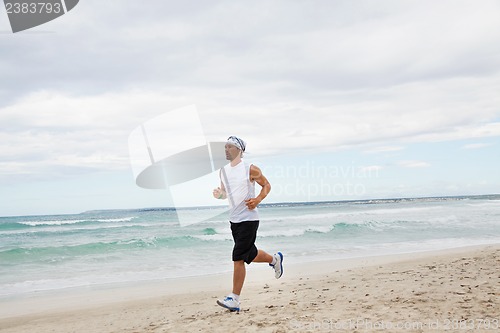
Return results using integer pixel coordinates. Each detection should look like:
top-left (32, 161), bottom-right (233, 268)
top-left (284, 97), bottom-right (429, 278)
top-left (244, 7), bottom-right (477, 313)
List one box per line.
top-left (1, 195), bottom-right (500, 298)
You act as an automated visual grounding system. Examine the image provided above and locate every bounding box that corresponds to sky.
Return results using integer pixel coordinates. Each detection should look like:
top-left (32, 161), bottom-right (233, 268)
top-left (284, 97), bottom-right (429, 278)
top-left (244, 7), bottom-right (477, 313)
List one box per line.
top-left (1, 0), bottom-right (499, 216)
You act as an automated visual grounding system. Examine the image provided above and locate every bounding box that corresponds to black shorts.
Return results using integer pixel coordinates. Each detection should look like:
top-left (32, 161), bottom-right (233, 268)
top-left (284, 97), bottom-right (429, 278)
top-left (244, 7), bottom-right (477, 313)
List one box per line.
top-left (230, 220), bottom-right (259, 264)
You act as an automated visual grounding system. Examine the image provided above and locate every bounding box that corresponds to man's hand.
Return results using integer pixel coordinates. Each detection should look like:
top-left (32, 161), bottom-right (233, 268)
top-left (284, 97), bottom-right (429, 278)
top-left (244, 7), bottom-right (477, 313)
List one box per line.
top-left (213, 187), bottom-right (225, 199)
top-left (245, 198), bottom-right (261, 210)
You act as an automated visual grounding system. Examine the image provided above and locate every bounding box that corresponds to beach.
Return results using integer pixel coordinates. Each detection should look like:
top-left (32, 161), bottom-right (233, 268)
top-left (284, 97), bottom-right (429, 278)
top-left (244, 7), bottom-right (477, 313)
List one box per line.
top-left (1, 244), bottom-right (498, 333)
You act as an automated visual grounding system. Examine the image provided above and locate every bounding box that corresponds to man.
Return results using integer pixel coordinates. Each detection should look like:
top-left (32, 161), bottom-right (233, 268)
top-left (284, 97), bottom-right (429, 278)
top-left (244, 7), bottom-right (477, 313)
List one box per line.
top-left (213, 135), bottom-right (283, 312)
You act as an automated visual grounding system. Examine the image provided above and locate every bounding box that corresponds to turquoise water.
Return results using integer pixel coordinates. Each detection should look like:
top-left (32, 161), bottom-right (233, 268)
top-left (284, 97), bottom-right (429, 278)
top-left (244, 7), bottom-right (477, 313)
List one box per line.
top-left (1, 195), bottom-right (500, 297)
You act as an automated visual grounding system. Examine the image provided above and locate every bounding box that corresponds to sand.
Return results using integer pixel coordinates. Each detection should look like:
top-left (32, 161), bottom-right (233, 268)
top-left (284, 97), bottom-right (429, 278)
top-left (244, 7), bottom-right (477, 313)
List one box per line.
top-left (1, 245), bottom-right (499, 333)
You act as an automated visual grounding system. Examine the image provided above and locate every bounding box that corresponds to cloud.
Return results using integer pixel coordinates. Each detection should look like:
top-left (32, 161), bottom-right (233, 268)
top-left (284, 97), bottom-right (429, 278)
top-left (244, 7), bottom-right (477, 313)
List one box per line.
top-left (397, 160), bottom-right (431, 168)
top-left (3, 0), bottom-right (500, 99)
top-left (1, 80), bottom-right (499, 184)
top-left (1, 0), bottom-right (500, 184)
top-left (462, 143), bottom-right (493, 149)
top-left (0, 90), bottom-right (194, 182)
top-left (363, 146), bottom-right (405, 154)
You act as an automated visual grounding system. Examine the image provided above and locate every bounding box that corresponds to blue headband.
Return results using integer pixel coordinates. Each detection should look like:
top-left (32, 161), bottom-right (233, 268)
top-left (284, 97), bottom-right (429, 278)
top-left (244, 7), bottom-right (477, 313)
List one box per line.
top-left (227, 136), bottom-right (246, 151)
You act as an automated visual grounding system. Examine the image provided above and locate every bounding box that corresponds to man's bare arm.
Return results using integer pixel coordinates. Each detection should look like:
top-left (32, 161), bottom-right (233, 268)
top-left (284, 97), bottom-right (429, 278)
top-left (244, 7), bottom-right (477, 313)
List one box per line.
top-left (245, 165), bottom-right (271, 210)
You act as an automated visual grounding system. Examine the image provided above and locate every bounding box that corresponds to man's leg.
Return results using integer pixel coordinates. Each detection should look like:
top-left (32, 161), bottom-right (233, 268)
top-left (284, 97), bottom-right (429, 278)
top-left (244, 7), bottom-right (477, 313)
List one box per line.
top-left (233, 260), bottom-right (246, 295)
top-left (252, 249), bottom-right (273, 264)
top-left (233, 250), bottom-right (273, 295)
top-left (254, 249), bottom-right (284, 279)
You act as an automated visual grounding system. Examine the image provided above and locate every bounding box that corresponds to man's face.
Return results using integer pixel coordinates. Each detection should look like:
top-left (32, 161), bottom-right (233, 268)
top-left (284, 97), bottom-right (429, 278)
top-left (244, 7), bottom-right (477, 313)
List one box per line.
top-left (225, 143), bottom-right (240, 161)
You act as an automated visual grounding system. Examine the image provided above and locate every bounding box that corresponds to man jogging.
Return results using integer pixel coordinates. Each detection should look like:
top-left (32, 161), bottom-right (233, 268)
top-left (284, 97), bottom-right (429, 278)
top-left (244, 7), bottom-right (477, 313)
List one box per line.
top-left (213, 135), bottom-right (283, 312)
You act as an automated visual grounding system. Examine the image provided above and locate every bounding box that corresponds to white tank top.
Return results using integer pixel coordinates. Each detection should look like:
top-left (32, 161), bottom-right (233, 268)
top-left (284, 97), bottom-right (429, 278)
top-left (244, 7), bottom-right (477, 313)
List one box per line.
top-left (220, 160), bottom-right (259, 223)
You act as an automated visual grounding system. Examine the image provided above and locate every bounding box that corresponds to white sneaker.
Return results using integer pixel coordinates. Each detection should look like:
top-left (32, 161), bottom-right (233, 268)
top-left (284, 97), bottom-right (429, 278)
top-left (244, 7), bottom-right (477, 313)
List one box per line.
top-left (270, 252), bottom-right (283, 279)
top-left (217, 296), bottom-right (240, 312)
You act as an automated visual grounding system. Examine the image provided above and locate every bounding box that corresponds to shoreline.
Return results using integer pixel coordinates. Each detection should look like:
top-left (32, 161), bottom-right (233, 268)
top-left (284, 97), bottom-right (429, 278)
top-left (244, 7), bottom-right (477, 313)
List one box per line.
top-left (0, 244), bottom-right (493, 313)
top-left (1, 244), bottom-right (499, 332)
